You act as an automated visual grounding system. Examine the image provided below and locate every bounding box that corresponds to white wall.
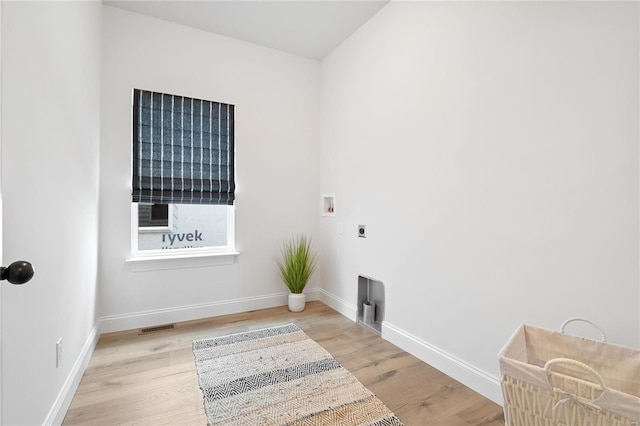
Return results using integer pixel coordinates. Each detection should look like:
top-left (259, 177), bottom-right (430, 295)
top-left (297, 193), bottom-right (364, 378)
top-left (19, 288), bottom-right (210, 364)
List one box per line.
top-left (319, 1), bottom-right (639, 402)
top-left (1, 1), bottom-right (101, 424)
top-left (1, 3), bottom-right (634, 421)
top-left (99, 6), bottom-right (320, 330)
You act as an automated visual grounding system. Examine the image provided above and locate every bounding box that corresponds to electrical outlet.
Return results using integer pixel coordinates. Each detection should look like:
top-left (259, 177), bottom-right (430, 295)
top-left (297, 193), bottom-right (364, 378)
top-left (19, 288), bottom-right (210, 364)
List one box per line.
top-left (56, 338), bottom-right (62, 368)
top-left (358, 225), bottom-right (366, 238)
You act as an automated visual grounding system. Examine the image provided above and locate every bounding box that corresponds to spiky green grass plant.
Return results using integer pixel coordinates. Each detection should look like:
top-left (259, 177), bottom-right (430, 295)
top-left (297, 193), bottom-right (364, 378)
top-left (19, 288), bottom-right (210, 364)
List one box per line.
top-left (276, 235), bottom-right (318, 294)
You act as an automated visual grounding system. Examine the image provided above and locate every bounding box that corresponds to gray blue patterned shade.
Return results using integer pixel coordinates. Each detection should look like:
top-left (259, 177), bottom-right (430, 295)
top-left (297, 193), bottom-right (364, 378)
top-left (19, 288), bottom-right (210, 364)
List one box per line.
top-left (132, 89), bottom-right (235, 205)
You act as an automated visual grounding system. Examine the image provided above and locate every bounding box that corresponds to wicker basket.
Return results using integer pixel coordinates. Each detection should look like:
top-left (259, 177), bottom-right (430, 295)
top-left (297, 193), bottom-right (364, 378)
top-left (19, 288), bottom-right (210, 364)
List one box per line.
top-left (498, 319), bottom-right (640, 426)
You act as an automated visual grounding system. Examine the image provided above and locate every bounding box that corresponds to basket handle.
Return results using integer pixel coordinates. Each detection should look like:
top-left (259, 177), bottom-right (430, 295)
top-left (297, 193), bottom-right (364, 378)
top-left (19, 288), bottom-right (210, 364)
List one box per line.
top-left (560, 317), bottom-right (606, 342)
top-left (544, 358), bottom-right (608, 392)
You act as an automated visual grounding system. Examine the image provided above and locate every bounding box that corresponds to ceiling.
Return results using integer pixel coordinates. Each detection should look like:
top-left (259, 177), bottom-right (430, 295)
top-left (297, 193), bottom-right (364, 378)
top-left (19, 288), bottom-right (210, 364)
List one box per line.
top-left (104, 1), bottom-right (390, 60)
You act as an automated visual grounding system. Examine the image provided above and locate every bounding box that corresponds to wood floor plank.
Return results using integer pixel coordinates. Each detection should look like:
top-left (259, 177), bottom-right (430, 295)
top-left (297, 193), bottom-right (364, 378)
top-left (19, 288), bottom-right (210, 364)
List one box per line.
top-left (63, 301), bottom-right (504, 425)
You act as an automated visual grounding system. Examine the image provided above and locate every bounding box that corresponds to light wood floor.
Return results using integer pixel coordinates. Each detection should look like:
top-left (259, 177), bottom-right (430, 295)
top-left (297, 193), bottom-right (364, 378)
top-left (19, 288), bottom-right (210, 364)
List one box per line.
top-left (63, 301), bottom-right (505, 425)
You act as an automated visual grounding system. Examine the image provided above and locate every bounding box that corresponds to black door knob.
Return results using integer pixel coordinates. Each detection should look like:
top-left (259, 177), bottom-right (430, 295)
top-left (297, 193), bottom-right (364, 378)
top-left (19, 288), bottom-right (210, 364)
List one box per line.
top-left (0, 261), bottom-right (34, 285)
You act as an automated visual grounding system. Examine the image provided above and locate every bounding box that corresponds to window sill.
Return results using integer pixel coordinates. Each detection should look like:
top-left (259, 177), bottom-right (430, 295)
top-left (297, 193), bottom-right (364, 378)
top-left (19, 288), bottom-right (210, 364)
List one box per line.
top-left (125, 251), bottom-right (239, 272)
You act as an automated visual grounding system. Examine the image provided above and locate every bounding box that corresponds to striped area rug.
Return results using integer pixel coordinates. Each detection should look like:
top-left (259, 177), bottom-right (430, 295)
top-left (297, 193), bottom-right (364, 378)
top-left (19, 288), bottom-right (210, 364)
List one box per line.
top-left (193, 323), bottom-right (404, 425)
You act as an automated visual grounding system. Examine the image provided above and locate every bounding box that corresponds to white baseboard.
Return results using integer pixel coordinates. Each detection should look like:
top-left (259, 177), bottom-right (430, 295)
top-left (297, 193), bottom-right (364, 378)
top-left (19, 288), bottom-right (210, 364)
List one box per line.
top-left (100, 289), bottom-right (320, 334)
top-left (45, 289), bottom-right (501, 426)
top-left (44, 322), bottom-right (100, 426)
top-left (315, 287), bottom-right (502, 404)
top-left (382, 321), bottom-right (503, 405)
top-left (317, 288), bottom-right (357, 322)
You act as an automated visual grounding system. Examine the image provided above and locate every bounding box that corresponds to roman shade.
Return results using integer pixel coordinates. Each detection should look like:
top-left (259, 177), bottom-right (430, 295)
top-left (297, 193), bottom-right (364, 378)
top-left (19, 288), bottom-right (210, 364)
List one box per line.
top-left (132, 89), bottom-right (235, 205)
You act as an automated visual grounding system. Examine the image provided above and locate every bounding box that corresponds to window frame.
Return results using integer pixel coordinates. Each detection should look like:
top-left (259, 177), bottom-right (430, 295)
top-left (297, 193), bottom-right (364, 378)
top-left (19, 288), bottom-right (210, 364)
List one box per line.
top-left (127, 89), bottom-right (239, 269)
top-left (129, 202), bottom-right (237, 261)
top-left (127, 203), bottom-right (239, 271)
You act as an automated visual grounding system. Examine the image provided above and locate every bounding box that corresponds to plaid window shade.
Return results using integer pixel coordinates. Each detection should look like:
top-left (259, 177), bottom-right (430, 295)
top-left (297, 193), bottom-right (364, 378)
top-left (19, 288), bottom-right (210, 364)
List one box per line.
top-left (132, 89), bottom-right (235, 205)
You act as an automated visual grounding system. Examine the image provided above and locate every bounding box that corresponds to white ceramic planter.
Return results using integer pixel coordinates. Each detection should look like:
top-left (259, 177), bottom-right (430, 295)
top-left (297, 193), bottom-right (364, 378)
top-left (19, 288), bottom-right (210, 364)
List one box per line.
top-left (288, 293), bottom-right (306, 312)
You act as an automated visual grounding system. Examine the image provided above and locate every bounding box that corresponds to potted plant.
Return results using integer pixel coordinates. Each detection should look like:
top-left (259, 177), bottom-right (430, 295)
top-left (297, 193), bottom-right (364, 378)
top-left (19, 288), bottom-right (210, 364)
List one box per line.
top-left (276, 235), bottom-right (318, 312)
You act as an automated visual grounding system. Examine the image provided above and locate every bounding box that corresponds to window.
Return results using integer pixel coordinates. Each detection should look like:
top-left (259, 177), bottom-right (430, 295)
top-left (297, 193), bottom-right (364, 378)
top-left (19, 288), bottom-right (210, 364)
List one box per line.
top-left (130, 89), bottom-right (236, 259)
top-left (138, 203), bottom-right (171, 230)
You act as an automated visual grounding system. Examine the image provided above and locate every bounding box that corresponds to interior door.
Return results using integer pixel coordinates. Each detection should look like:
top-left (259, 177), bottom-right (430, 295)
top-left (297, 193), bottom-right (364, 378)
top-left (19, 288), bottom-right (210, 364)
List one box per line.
top-left (1, 1), bottom-right (4, 420)
top-left (0, 7), bottom-right (37, 420)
